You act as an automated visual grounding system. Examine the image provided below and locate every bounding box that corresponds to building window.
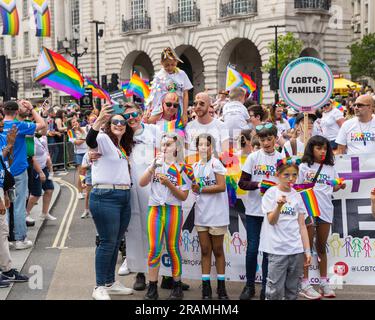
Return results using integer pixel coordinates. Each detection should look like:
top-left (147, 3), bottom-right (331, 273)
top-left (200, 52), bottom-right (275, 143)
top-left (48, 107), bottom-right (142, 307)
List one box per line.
top-left (178, 0), bottom-right (193, 23)
top-left (11, 37), bottom-right (16, 58)
top-left (131, 0), bottom-right (145, 29)
top-left (24, 32), bottom-right (30, 56)
top-left (23, 0), bottom-right (29, 18)
top-left (0, 37), bottom-right (4, 56)
top-left (14, 70), bottom-right (19, 83)
top-left (24, 68), bottom-right (32, 89)
top-left (38, 38), bottom-right (44, 53)
top-left (71, 0), bottom-right (80, 36)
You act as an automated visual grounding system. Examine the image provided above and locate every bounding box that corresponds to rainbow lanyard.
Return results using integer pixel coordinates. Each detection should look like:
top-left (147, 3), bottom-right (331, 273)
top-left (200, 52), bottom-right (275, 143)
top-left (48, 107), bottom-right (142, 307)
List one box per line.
top-left (117, 144), bottom-right (128, 161)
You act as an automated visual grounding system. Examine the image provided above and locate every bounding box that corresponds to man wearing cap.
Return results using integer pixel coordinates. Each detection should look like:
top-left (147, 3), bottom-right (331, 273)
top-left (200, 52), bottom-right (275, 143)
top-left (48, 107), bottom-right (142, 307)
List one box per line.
top-left (336, 95), bottom-right (375, 155)
top-left (2, 100), bottom-right (46, 250)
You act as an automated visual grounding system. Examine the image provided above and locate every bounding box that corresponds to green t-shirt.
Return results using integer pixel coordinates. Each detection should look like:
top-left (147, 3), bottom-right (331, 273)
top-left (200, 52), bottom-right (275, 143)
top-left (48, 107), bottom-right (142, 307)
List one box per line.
top-left (14, 118), bottom-right (35, 158)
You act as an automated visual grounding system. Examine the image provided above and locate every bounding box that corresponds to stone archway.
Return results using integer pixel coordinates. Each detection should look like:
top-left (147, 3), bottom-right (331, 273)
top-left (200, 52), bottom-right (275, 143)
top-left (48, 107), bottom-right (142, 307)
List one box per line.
top-left (217, 38), bottom-right (262, 97)
top-left (120, 51), bottom-right (154, 82)
top-left (300, 47), bottom-right (321, 59)
top-left (175, 45), bottom-right (205, 103)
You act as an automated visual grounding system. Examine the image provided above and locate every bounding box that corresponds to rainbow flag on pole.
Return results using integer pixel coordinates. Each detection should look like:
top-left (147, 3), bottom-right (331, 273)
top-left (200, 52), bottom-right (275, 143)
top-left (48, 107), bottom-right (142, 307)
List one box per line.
top-left (34, 47), bottom-right (85, 99)
top-left (326, 178), bottom-right (345, 187)
top-left (167, 164), bottom-right (185, 186)
top-left (299, 188), bottom-right (321, 218)
top-left (0, 0), bottom-right (19, 36)
top-left (333, 101), bottom-right (344, 112)
top-left (85, 76), bottom-right (111, 101)
top-left (31, 0), bottom-right (51, 37)
top-left (260, 180), bottom-right (277, 196)
top-left (126, 73), bottom-right (150, 101)
top-left (225, 66), bottom-right (243, 91)
top-left (240, 72), bottom-right (257, 94)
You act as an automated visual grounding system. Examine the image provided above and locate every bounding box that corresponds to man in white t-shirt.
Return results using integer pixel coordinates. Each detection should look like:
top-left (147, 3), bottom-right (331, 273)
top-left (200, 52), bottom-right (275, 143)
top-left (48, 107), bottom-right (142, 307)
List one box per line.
top-left (222, 87), bottom-right (251, 140)
top-left (336, 95), bottom-right (375, 155)
top-left (185, 92), bottom-right (229, 161)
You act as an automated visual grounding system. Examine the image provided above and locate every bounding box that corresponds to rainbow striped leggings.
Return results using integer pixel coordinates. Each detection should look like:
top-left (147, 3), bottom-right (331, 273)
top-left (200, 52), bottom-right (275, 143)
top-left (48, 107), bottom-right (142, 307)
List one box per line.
top-left (147, 205), bottom-right (183, 278)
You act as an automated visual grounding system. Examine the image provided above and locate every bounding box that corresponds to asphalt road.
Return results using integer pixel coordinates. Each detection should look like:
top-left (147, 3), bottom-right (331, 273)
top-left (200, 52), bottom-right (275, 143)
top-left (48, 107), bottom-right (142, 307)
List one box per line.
top-left (6, 171), bottom-right (375, 300)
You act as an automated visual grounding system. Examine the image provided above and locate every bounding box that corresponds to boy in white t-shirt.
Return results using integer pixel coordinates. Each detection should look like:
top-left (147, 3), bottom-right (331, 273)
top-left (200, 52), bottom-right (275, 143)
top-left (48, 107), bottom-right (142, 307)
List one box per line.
top-left (238, 123), bottom-right (282, 300)
top-left (260, 158), bottom-right (311, 300)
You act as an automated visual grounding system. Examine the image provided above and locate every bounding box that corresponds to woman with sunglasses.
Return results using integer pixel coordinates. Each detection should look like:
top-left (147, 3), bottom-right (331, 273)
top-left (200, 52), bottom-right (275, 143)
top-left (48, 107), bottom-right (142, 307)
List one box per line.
top-left (320, 99), bottom-right (345, 151)
top-left (86, 104), bottom-right (135, 300)
top-left (270, 103), bottom-right (291, 142)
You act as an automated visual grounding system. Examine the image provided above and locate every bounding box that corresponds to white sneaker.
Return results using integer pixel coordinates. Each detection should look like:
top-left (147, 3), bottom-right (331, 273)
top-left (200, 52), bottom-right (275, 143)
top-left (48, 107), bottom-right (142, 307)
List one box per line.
top-left (15, 239), bottom-right (33, 250)
top-left (92, 286), bottom-right (111, 300)
top-left (78, 193), bottom-right (85, 200)
top-left (81, 209), bottom-right (91, 219)
top-left (105, 281), bottom-right (133, 295)
top-left (299, 284), bottom-right (321, 300)
top-left (319, 282), bottom-right (336, 298)
top-left (26, 216), bottom-right (35, 224)
top-left (40, 213), bottom-right (57, 221)
top-left (118, 259), bottom-right (130, 276)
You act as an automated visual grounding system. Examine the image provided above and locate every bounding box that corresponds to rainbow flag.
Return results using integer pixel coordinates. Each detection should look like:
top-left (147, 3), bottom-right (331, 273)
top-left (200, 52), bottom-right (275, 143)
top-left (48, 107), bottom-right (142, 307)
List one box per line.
top-left (0, 0), bottom-right (19, 36)
top-left (34, 47), bottom-right (85, 99)
top-left (333, 101), bottom-right (344, 112)
top-left (299, 188), bottom-right (321, 218)
top-left (85, 76), bottom-right (110, 101)
top-left (226, 175), bottom-right (238, 207)
top-left (292, 183), bottom-right (315, 192)
top-left (31, 0), bottom-right (51, 37)
top-left (260, 180), bottom-right (277, 196)
top-left (121, 80), bottom-right (130, 96)
top-left (240, 72), bottom-right (257, 94)
top-left (225, 66), bottom-right (243, 91)
top-left (67, 129), bottom-right (76, 139)
top-left (126, 73), bottom-right (150, 101)
top-left (167, 164), bottom-right (185, 186)
top-left (326, 178), bottom-right (345, 187)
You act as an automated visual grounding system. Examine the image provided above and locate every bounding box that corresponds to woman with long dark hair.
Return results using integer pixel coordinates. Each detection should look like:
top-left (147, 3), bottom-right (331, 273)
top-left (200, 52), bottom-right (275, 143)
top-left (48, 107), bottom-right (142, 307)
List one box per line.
top-left (86, 104), bottom-right (135, 300)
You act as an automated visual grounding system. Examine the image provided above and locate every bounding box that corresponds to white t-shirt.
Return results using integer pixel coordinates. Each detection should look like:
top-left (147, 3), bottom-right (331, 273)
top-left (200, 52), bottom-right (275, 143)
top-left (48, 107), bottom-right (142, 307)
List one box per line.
top-left (259, 186), bottom-right (306, 255)
top-left (81, 152), bottom-right (91, 168)
top-left (91, 133), bottom-right (131, 185)
top-left (148, 162), bottom-right (191, 207)
top-left (283, 138), bottom-right (305, 159)
top-left (276, 120), bottom-right (291, 137)
top-left (241, 149), bottom-right (282, 217)
top-left (313, 119), bottom-right (323, 136)
top-left (298, 162), bottom-right (339, 223)
top-left (69, 129), bottom-right (88, 154)
top-left (321, 108), bottom-right (344, 141)
top-left (193, 157), bottom-right (229, 227)
top-left (34, 136), bottom-right (48, 169)
top-left (185, 119), bottom-right (229, 156)
top-left (222, 101), bottom-right (250, 133)
top-left (335, 116), bottom-right (375, 155)
top-left (149, 69), bottom-right (193, 116)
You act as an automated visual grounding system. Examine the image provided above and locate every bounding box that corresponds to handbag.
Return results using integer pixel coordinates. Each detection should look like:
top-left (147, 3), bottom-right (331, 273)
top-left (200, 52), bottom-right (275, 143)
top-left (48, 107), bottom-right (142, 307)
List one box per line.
top-left (0, 156), bottom-right (15, 192)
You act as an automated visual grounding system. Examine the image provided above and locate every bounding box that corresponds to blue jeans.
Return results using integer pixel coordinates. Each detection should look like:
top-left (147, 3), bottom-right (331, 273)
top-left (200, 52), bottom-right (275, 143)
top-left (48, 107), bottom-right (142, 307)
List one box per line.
top-left (246, 215), bottom-right (268, 292)
top-left (8, 170), bottom-right (28, 241)
top-left (89, 188), bottom-right (131, 286)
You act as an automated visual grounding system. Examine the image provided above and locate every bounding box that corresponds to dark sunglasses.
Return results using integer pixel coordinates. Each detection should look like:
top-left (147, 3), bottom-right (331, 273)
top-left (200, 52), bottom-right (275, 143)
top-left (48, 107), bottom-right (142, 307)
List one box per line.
top-left (111, 119), bottom-right (126, 126)
top-left (165, 102), bottom-right (179, 108)
top-left (123, 112), bottom-right (139, 120)
top-left (256, 123), bottom-right (273, 132)
top-left (193, 101), bottom-right (205, 107)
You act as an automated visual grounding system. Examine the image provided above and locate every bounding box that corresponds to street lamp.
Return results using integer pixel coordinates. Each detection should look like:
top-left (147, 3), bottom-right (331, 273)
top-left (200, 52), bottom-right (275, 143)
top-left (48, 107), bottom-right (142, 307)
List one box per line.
top-left (63, 28), bottom-right (89, 68)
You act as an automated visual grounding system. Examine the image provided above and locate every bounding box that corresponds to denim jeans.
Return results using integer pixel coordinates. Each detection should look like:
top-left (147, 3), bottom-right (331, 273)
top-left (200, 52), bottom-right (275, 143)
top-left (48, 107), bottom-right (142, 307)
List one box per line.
top-left (90, 188), bottom-right (131, 286)
top-left (8, 170), bottom-right (28, 241)
top-left (245, 215), bottom-right (268, 292)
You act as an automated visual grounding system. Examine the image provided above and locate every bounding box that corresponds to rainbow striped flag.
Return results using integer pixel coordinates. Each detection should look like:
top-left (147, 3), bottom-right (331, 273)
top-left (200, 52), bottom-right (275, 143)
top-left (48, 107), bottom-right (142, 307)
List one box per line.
top-left (126, 73), bottom-right (150, 101)
top-left (299, 188), bottom-right (321, 218)
top-left (240, 72), bottom-right (257, 94)
top-left (180, 164), bottom-right (196, 184)
top-left (326, 178), bottom-right (345, 187)
top-left (225, 66), bottom-right (243, 91)
top-left (67, 129), bottom-right (76, 140)
top-left (85, 76), bottom-right (110, 101)
top-left (121, 80), bottom-right (130, 97)
top-left (167, 164), bottom-right (185, 186)
top-left (226, 175), bottom-right (238, 207)
top-left (333, 101), bottom-right (344, 112)
top-left (34, 47), bottom-right (85, 99)
top-left (260, 180), bottom-right (277, 196)
top-left (0, 0), bottom-right (19, 36)
top-left (31, 0), bottom-right (51, 37)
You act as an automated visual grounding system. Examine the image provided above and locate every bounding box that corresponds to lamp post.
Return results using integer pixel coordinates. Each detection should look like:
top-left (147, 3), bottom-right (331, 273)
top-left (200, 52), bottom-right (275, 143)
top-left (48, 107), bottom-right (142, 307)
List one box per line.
top-left (63, 28), bottom-right (89, 68)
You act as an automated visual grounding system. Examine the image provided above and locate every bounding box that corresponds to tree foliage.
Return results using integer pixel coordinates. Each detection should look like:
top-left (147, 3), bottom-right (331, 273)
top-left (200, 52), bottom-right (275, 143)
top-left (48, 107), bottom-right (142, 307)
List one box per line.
top-left (263, 32), bottom-right (304, 78)
top-left (349, 33), bottom-right (375, 81)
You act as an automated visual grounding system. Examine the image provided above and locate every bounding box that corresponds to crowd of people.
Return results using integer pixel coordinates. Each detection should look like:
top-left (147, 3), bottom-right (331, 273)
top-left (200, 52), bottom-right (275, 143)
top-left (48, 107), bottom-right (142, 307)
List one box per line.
top-left (1, 46), bottom-right (375, 300)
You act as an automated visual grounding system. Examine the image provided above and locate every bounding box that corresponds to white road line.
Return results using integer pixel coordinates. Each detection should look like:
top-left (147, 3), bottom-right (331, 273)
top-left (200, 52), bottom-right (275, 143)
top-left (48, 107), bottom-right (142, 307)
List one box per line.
top-left (51, 182), bottom-right (76, 248)
top-left (58, 180), bottom-right (79, 249)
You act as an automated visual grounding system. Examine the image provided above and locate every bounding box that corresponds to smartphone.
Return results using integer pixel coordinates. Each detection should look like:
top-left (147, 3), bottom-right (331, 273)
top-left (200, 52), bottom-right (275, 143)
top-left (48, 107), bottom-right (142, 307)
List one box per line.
top-left (111, 104), bottom-right (125, 115)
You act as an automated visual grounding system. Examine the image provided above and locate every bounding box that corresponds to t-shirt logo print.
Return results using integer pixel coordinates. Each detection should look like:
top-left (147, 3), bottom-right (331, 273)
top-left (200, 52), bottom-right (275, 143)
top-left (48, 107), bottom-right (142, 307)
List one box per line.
top-left (253, 164), bottom-right (276, 177)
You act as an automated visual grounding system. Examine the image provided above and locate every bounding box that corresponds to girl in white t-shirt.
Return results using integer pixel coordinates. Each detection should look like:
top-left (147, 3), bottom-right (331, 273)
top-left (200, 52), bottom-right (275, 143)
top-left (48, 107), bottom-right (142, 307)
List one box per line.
top-left (298, 135), bottom-right (346, 300)
top-left (145, 47), bottom-right (193, 125)
top-left (260, 160), bottom-right (311, 300)
top-left (270, 103), bottom-right (291, 141)
top-left (192, 134), bottom-right (229, 300)
top-left (139, 132), bottom-right (190, 300)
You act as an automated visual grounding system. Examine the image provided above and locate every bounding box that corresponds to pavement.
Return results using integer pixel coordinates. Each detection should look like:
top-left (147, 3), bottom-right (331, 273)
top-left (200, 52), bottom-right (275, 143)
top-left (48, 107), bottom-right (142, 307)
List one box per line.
top-left (0, 178), bottom-right (61, 300)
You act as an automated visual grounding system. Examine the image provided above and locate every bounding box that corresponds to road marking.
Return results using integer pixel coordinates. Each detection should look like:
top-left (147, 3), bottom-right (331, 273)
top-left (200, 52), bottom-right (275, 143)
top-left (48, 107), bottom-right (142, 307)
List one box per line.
top-left (51, 180), bottom-right (78, 249)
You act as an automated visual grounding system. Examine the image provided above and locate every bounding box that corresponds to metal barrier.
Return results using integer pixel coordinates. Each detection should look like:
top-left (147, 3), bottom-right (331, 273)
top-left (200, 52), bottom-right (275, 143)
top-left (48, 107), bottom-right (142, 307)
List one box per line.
top-left (47, 134), bottom-right (76, 171)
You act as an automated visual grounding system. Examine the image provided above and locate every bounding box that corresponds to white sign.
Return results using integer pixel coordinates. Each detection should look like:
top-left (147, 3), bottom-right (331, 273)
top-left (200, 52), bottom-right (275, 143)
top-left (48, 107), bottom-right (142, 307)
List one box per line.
top-left (280, 57), bottom-right (334, 112)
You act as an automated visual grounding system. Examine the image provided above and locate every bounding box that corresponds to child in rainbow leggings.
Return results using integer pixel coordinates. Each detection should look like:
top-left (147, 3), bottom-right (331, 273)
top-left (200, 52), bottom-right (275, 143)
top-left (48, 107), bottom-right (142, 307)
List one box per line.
top-left (139, 132), bottom-right (191, 300)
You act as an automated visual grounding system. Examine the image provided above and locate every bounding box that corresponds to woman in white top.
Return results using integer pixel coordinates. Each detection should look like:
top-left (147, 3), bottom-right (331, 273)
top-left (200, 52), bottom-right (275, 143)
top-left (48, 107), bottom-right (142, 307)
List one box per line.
top-left (320, 100), bottom-right (345, 150)
top-left (86, 104), bottom-right (135, 301)
top-left (270, 103), bottom-right (291, 141)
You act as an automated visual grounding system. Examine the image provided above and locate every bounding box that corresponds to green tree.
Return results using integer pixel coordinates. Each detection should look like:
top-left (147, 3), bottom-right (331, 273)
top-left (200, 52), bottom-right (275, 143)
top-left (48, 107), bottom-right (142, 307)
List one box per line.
top-left (349, 33), bottom-right (375, 81)
top-left (263, 32), bottom-right (304, 78)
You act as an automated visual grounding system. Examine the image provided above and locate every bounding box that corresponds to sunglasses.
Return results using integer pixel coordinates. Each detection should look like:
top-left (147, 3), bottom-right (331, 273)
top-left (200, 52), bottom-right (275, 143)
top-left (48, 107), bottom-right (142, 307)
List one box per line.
top-left (111, 119), bottom-right (126, 126)
top-left (256, 123), bottom-right (273, 132)
top-left (165, 102), bottom-right (179, 108)
top-left (353, 103), bottom-right (370, 108)
top-left (193, 101), bottom-right (205, 107)
top-left (123, 112), bottom-right (139, 120)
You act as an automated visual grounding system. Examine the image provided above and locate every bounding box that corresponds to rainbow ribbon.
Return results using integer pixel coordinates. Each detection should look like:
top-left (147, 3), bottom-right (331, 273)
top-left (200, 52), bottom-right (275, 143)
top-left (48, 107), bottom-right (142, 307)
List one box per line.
top-left (260, 180), bottom-right (277, 196)
top-left (326, 178), bottom-right (345, 187)
top-left (167, 164), bottom-right (185, 186)
top-left (118, 145), bottom-right (128, 161)
top-left (299, 188), bottom-right (321, 218)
